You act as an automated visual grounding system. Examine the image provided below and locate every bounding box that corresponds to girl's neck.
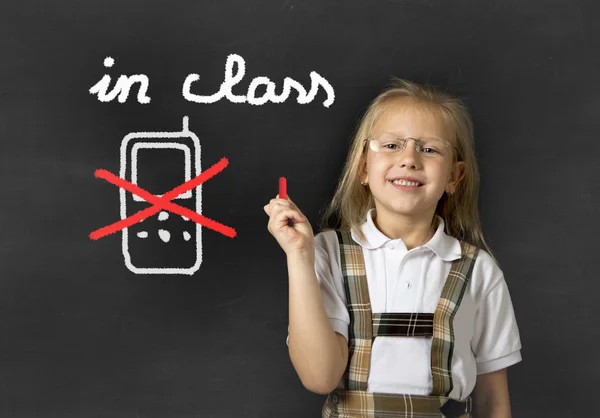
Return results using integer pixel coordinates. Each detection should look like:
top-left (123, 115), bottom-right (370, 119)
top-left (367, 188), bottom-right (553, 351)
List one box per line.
top-left (372, 209), bottom-right (437, 250)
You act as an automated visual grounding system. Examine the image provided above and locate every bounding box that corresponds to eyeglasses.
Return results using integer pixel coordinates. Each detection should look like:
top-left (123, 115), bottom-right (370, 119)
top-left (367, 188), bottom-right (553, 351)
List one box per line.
top-left (364, 133), bottom-right (457, 158)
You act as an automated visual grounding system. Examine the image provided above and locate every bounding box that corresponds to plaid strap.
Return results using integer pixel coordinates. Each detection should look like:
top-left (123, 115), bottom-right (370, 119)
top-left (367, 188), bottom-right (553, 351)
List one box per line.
top-left (373, 313), bottom-right (434, 337)
top-left (430, 241), bottom-right (478, 397)
top-left (323, 390), bottom-right (472, 418)
top-left (336, 230), bottom-right (372, 391)
top-left (323, 390), bottom-right (445, 418)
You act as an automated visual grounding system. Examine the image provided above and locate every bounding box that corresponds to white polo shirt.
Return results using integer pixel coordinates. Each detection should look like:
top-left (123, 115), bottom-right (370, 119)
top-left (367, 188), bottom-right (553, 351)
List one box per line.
top-left (289, 209), bottom-right (522, 400)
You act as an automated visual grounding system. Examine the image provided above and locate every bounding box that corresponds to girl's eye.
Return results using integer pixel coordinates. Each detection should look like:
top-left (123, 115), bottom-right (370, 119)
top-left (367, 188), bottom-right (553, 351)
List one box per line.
top-left (421, 147), bottom-right (439, 154)
top-left (383, 143), bottom-right (399, 150)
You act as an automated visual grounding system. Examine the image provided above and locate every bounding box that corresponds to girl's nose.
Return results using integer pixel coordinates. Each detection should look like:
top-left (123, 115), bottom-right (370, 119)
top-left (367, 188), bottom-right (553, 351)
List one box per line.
top-left (396, 140), bottom-right (420, 167)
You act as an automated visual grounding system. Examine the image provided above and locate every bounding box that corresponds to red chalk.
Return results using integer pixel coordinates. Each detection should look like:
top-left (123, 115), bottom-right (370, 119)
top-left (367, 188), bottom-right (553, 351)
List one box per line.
top-left (279, 177), bottom-right (287, 199)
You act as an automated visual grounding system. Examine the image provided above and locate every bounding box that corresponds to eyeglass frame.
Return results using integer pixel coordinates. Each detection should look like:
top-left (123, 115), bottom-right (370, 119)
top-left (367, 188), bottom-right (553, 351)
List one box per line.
top-left (362, 135), bottom-right (460, 159)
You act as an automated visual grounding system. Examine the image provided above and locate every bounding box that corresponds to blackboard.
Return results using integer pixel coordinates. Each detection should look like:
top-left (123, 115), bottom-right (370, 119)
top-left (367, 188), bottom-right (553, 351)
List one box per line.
top-left (2, 0), bottom-right (599, 416)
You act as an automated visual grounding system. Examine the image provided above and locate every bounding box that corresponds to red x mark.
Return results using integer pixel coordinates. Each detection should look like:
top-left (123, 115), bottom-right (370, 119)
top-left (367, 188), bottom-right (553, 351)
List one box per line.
top-left (89, 157), bottom-right (236, 240)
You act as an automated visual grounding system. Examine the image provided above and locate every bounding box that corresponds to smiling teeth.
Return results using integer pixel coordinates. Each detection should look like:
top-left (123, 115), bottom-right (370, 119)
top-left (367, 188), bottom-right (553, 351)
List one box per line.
top-left (392, 179), bottom-right (421, 187)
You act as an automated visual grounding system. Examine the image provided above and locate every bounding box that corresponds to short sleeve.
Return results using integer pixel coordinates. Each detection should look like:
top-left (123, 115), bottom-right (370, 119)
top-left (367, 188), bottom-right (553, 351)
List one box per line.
top-left (471, 265), bottom-right (523, 374)
top-left (286, 231), bottom-right (350, 346)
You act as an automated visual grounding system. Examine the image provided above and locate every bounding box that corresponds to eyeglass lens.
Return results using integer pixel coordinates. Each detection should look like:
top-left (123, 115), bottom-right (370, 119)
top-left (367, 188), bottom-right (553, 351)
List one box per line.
top-left (369, 133), bottom-right (450, 156)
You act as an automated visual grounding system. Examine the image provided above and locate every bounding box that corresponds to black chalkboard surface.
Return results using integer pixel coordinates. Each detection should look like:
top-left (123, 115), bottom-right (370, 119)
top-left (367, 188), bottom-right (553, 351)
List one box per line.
top-left (2, 0), bottom-right (599, 417)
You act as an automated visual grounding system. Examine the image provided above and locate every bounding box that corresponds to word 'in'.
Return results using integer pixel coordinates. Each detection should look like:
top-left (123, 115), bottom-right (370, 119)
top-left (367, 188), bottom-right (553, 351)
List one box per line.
top-left (89, 57), bottom-right (151, 104)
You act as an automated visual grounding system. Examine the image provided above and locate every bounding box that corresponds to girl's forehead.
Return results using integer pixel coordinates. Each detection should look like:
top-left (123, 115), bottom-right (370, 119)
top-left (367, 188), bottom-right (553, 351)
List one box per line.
top-left (371, 97), bottom-right (449, 138)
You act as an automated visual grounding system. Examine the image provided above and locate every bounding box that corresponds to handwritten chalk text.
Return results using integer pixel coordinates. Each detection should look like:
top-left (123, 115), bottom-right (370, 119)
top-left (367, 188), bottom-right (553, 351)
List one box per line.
top-left (89, 57), bottom-right (151, 104)
top-left (183, 54), bottom-right (334, 107)
top-left (89, 54), bottom-right (335, 107)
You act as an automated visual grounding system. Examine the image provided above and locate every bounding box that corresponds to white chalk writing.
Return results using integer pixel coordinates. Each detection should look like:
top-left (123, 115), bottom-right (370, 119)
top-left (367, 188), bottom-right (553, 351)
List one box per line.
top-left (89, 57), bottom-right (151, 104)
top-left (90, 54), bottom-right (335, 107)
top-left (182, 54), bottom-right (335, 107)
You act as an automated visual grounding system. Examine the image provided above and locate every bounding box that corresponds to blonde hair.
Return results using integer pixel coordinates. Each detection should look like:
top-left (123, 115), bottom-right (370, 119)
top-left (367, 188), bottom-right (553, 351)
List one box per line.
top-left (318, 78), bottom-right (498, 265)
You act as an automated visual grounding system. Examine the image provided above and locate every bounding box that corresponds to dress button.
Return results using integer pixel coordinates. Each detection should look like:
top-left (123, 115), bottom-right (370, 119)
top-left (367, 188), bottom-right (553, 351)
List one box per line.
top-left (406, 281), bottom-right (412, 289)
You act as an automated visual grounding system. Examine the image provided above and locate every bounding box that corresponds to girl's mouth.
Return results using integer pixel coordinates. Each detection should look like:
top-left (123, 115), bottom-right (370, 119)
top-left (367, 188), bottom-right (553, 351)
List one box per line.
top-left (389, 179), bottom-right (424, 191)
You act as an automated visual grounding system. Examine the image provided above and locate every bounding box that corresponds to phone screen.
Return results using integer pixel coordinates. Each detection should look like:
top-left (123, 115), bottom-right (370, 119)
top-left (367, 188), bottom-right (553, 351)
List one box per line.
top-left (131, 143), bottom-right (192, 201)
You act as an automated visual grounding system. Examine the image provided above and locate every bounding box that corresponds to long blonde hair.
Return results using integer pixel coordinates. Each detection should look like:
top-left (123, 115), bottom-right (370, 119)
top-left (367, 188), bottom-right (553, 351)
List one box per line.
top-left (318, 78), bottom-right (498, 264)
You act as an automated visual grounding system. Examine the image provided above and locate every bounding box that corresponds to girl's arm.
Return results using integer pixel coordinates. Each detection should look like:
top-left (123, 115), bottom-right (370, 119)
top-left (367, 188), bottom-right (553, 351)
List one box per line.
top-left (286, 252), bottom-right (349, 395)
top-left (473, 368), bottom-right (512, 418)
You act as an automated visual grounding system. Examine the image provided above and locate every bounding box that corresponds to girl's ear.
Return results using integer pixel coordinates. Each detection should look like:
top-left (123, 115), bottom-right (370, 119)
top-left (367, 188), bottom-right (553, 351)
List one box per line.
top-left (359, 155), bottom-right (368, 182)
top-left (447, 161), bottom-right (466, 193)
top-left (454, 161), bottom-right (466, 183)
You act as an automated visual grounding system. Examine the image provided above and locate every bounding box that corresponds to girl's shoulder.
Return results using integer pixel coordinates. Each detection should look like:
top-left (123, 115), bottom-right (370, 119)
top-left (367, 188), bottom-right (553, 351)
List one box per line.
top-left (467, 246), bottom-right (502, 276)
top-left (314, 228), bottom-right (343, 253)
top-left (315, 228), bottom-right (360, 253)
top-left (465, 246), bottom-right (510, 300)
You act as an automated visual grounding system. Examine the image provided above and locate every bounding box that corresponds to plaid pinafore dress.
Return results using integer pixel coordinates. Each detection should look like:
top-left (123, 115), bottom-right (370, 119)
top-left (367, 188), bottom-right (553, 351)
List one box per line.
top-left (322, 230), bottom-right (479, 418)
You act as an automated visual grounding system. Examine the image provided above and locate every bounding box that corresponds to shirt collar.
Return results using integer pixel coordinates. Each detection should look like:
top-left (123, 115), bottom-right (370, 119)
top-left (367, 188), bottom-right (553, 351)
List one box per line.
top-left (350, 208), bottom-right (462, 261)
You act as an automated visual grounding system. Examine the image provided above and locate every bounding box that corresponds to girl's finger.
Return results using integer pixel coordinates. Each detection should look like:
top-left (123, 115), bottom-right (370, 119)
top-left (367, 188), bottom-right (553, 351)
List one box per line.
top-left (269, 203), bottom-right (289, 220)
top-left (273, 208), bottom-right (304, 228)
top-left (275, 193), bottom-right (294, 203)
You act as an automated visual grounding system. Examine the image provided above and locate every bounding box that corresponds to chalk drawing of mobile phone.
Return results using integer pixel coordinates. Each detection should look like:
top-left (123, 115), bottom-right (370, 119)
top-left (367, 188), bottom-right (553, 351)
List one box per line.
top-left (119, 116), bottom-right (201, 275)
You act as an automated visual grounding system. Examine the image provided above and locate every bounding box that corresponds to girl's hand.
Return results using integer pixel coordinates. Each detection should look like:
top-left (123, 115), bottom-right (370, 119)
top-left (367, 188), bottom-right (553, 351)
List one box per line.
top-left (264, 194), bottom-right (314, 258)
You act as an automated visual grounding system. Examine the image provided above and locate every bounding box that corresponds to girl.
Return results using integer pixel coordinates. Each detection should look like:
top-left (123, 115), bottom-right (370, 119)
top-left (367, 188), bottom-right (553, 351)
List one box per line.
top-left (264, 79), bottom-right (522, 418)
